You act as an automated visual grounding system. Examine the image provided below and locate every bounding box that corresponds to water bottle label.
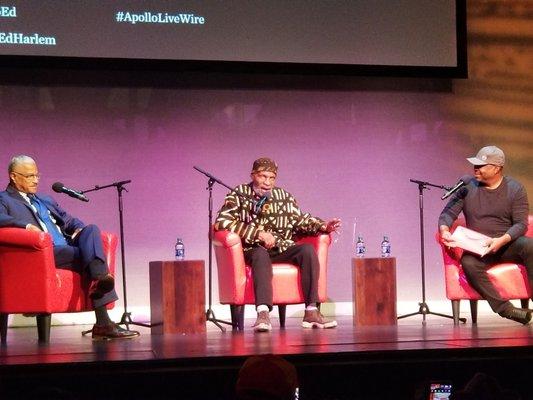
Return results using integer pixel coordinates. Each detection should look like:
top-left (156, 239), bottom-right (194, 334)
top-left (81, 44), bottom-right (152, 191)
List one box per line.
top-left (175, 248), bottom-right (185, 259)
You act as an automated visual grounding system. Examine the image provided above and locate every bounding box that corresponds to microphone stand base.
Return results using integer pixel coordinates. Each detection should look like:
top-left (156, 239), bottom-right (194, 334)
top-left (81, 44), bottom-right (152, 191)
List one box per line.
top-left (397, 302), bottom-right (466, 325)
top-left (118, 311), bottom-right (153, 329)
top-left (206, 308), bottom-right (233, 332)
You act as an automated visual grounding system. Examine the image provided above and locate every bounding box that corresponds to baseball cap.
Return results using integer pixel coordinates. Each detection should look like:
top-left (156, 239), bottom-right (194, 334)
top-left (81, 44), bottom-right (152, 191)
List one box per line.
top-left (466, 146), bottom-right (505, 166)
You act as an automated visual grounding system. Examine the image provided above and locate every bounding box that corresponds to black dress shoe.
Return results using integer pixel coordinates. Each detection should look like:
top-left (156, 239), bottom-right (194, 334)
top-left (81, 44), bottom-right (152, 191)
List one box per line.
top-left (499, 307), bottom-right (532, 325)
top-left (91, 323), bottom-right (140, 340)
top-left (89, 273), bottom-right (115, 300)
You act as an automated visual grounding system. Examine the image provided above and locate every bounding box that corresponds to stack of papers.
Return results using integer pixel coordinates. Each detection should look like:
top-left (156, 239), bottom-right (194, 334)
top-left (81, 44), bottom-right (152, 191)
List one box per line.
top-left (450, 226), bottom-right (491, 256)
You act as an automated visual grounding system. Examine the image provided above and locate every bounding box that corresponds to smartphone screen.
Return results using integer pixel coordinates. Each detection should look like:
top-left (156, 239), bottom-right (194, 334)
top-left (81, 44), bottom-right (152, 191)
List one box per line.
top-left (429, 382), bottom-right (452, 400)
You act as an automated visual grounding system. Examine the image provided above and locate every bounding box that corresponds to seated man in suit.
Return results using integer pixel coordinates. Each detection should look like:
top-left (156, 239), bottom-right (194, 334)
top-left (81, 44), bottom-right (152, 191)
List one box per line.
top-left (215, 157), bottom-right (340, 332)
top-left (0, 155), bottom-right (139, 340)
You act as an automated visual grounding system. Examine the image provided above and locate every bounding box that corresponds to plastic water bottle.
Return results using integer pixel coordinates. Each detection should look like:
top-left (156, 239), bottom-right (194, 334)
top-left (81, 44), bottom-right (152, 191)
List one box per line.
top-left (175, 238), bottom-right (185, 260)
top-left (355, 235), bottom-right (366, 257)
top-left (381, 235), bottom-right (391, 257)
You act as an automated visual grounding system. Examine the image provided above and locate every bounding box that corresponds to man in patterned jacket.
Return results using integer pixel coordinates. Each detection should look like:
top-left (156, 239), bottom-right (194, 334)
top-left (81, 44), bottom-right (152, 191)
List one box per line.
top-left (215, 157), bottom-right (341, 332)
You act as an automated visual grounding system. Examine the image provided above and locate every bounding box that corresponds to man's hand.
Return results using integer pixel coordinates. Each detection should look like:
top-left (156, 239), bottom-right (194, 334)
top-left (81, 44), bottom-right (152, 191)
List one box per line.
top-left (322, 218), bottom-right (341, 233)
top-left (486, 234), bottom-right (511, 254)
top-left (258, 231), bottom-right (276, 249)
top-left (439, 226), bottom-right (457, 247)
top-left (26, 224), bottom-right (41, 232)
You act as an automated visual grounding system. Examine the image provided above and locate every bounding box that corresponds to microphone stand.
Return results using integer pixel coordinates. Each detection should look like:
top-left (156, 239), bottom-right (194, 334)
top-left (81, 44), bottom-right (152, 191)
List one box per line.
top-left (193, 166), bottom-right (253, 332)
top-left (397, 179), bottom-right (466, 325)
top-left (80, 180), bottom-right (151, 335)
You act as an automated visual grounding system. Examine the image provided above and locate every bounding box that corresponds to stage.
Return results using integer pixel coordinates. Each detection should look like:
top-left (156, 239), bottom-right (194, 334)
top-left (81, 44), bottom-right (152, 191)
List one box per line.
top-left (1, 315), bottom-right (533, 400)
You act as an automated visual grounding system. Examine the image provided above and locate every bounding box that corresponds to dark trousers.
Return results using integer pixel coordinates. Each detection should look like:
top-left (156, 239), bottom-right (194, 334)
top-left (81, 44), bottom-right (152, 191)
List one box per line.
top-left (53, 224), bottom-right (118, 308)
top-left (461, 236), bottom-right (533, 314)
top-left (244, 243), bottom-right (320, 310)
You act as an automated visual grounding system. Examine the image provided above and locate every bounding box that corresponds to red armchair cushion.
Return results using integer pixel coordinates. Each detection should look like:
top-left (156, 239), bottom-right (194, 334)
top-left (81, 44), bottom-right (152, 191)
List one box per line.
top-left (0, 228), bottom-right (117, 314)
top-left (213, 230), bottom-right (331, 306)
top-left (436, 216), bottom-right (533, 301)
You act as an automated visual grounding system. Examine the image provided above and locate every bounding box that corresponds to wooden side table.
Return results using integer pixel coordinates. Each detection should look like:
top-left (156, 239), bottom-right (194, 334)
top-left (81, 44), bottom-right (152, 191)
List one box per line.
top-left (352, 257), bottom-right (397, 326)
top-left (149, 260), bottom-right (206, 334)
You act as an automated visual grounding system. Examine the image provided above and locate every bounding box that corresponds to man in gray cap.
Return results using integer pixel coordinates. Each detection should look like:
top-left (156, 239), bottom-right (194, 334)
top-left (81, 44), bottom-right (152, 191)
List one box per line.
top-left (215, 157), bottom-right (340, 332)
top-left (439, 146), bottom-right (533, 324)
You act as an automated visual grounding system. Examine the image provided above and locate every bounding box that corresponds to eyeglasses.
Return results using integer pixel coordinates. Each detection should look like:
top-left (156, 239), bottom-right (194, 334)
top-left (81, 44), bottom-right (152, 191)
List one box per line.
top-left (12, 171), bottom-right (41, 180)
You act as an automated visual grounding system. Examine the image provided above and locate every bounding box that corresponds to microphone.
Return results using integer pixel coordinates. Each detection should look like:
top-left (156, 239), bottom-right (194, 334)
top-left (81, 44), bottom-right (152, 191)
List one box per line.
top-left (441, 178), bottom-right (469, 200)
top-left (255, 191), bottom-right (271, 213)
top-left (52, 182), bottom-right (89, 202)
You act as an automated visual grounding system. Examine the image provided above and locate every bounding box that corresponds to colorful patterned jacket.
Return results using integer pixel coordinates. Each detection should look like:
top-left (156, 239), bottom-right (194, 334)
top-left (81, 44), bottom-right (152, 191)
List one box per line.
top-left (214, 183), bottom-right (325, 254)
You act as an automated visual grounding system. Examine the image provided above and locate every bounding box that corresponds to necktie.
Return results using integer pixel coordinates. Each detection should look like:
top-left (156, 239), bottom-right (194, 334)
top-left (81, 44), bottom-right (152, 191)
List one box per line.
top-left (29, 195), bottom-right (67, 246)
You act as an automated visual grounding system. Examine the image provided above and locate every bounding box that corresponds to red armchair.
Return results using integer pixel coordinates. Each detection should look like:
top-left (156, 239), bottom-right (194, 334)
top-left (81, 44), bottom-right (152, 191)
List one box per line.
top-left (213, 231), bottom-right (331, 330)
top-left (437, 216), bottom-right (533, 324)
top-left (0, 228), bottom-right (117, 343)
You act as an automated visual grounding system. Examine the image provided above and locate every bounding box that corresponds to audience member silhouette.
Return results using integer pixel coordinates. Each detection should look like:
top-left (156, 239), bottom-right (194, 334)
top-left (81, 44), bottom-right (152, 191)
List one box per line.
top-left (450, 372), bottom-right (521, 400)
top-left (236, 354), bottom-right (299, 400)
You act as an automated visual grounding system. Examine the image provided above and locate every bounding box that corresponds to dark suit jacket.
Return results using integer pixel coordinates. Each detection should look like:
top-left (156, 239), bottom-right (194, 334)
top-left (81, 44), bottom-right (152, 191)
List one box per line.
top-left (0, 184), bottom-right (85, 237)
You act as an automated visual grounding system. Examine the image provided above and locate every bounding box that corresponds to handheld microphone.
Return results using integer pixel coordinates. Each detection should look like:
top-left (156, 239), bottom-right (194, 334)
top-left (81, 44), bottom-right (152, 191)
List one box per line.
top-left (441, 179), bottom-right (468, 200)
top-left (52, 182), bottom-right (89, 202)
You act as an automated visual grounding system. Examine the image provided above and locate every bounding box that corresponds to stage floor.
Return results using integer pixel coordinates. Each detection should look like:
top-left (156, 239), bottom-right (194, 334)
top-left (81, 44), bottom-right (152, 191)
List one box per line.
top-left (1, 315), bottom-right (533, 399)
